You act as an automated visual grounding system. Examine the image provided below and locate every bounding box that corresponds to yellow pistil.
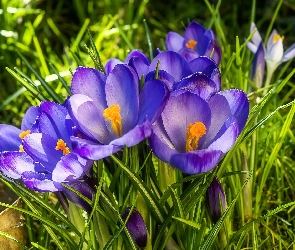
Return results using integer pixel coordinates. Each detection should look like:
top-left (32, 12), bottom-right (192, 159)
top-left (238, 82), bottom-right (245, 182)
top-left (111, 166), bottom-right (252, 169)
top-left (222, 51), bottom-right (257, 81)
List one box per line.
top-left (273, 33), bottom-right (284, 44)
top-left (19, 130), bottom-right (31, 139)
top-left (19, 145), bottom-right (24, 152)
top-left (55, 139), bottom-right (71, 155)
top-left (103, 104), bottom-right (123, 137)
top-left (185, 122), bottom-right (207, 152)
top-left (185, 39), bottom-right (197, 50)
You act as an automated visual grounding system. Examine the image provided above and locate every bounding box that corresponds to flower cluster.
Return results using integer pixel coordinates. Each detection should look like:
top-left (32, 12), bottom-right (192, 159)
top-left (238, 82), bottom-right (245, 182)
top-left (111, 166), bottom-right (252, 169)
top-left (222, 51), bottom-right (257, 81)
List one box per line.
top-left (0, 20), bottom-right (249, 247)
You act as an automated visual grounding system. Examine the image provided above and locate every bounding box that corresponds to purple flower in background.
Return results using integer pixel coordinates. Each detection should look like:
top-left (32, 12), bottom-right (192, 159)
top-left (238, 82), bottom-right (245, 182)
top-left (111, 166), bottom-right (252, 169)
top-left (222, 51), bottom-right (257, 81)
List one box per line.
top-left (0, 102), bottom-right (94, 210)
top-left (122, 208), bottom-right (148, 248)
top-left (148, 77), bottom-right (249, 174)
top-left (205, 177), bottom-right (227, 223)
top-left (247, 22), bottom-right (295, 87)
top-left (67, 64), bottom-right (169, 160)
top-left (166, 21), bottom-right (221, 64)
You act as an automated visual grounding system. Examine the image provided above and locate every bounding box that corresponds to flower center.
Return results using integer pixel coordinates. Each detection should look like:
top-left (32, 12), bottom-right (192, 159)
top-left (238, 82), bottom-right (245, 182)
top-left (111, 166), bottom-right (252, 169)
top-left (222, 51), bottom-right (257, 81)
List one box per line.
top-left (273, 33), bottom-right (284, 44)
top-left (186, 122), bottom-right (207, 152)
top-left (185, 39), bottom-right (197, 50)
top-left (19, 145), bottom-right (24, 152)
top-left (103, 104), bottom-right (123, 137)
top-left (19, 130), bottom-right (31, 139)
top-left (55, 139), bottom-right (71, 155)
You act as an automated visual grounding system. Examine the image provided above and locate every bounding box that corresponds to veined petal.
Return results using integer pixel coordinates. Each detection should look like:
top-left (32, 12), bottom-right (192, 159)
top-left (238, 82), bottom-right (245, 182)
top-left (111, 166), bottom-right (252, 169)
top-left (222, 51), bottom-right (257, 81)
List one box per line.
top-left (105, 64), bottom-right (139, 133)
top-left (138, 79), bottom-right (169, 124)
top-left (282, 43), bottom-right (295, 62)
top-left (178, 48), bottom-right (200, 62)
top-left (166, 31), bottom-right (185, 51)
top-left (21, 106), bottom-right (40, 131)
top-left (71, 67), bottom-right (107, 112)
top-left (145, 70), bottom-right (175, 91)
top-left (68, 94), bottom-right (110, 143)
top-left (170, 149), bottom-right (223, 174)
top-left (105, 58), bottom-right (123, 75)
top-left (205, 39), bottom-right (222, 65)
top-left (71, 136), bottom-right (121, 160)
top-left (125, 50), bottom-right (150, 66)
top-left (110, 120), bottom-right (153, 147)
top-left (149, 51), bottom-right (193, 82)
top-left (184, 21), bottom-right (206, 42)
top-left (22, 172), bottom-right (63, 192)
top-left (161, 91), bottom-right (211, 152)
top-left (0, 152), bottom-right (35, 179)
top-left (23, 133), bottom-right (62, 172)
top-left (0, 124), bottom-right (21, 152)
top-left (52, 153), bottom-right (87, 182)
top-left (128, 56), bottom-right (150, 79)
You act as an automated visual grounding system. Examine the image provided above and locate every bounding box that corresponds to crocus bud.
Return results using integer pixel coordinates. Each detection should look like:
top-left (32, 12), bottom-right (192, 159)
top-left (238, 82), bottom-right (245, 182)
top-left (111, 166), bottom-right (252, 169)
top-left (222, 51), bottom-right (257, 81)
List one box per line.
top-left (205, 177), bottom-right (227, 223)
top-left (122, 207), bottom-right (147, 248)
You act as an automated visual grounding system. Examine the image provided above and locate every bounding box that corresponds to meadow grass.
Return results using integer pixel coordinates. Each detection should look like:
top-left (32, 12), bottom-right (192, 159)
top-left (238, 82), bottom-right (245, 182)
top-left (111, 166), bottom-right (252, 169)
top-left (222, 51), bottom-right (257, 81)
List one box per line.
top-left (1, 0), bottom-right (295, 249)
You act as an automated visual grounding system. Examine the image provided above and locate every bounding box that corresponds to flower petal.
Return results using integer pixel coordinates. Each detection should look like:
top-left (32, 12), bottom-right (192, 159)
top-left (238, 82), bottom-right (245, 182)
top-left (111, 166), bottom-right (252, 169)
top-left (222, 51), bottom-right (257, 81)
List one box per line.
top-left (251, 41), bottom-right (265, 88)
top-left (266, 38), bottom-right (283, 63)
top-left (178, 48), bottom-right (200, 61)
top-left (22, 172), bottom-right (63, 192)
top-left (170, 149), bottom-right (223, 174)
top-left (145, 70), bottom-right (175, 91)
top-left (166, 31), bottom-right (185, 51)
top-left (128, 56), bottom-right (150, 79)
top-left (250, 22), bottom-right (262, 46)
top-left (0, 124), bottom-right (21, 152)
top-left (125, 49), bottom-right (150, 66)
top-left (205, 39), bottom-right (222, 65)
top-left (105, 64), bottom-right (139, 133)
top-left (21, 106), bottom-right (40, 131)
top-left (149, 51), bottom-right (192, 82)
top-left (161, 91), bottom-right (211, 152)
top-left (105, 58), bottom-right (123, 75)
top-left (138, 79), bottom-right (169, 124)
top-left (0, 152), bottom-right (35, 179)
top-left (71, 67), bottom-right (107, 112)
top-left (282, 43), bottom-right (295, 62)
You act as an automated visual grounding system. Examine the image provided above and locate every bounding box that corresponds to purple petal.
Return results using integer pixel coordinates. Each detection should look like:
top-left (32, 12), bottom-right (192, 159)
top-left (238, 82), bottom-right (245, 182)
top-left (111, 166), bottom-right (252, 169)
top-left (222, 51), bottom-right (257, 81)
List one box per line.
top-left (21, 106), bottom-right (40, 131)
top-left (205, 40), bottom-right (222, 65)
top-left (189, 56), bottom-right (219, 77)
top-left (123, 208), bottom-right (148, 248)
top-left (266, 38), bottom-right (283, 62)
top-left (105, 64), bottom-right (139, 133)
top-left (0, 124), bottom-right (21, 152)
top-left (105, 58), bottom-right (124, 75)
top-left (161, 91), bottom-right (211, 152)
top-left (23, 133), bottom-right (62, 172)
top-left (205, 176), bottom-right (226, 223)
top-left (22, 172), bottom-right (63, 192)
top-left (251, 41), bottom-right (265, 88)
top-left (174, 73), bottom-right (217, 101)
top-left (216, 90), bottom-right (249, 133)
top-left (178, 48), bottom-right (200, 61)
top-left (71, 136), bottom-right (121, 160)
top-left (71, 67), bottom-right (107, 112)
top-left (125, 50), bottom-right (150, 66)
top-left (184, 21), bottom-right (206, 42)
top-left (166, 31), bottom-right (185, 51)
top-left (170, 149), bottom-right (223, 174)
top-left (52, 153), bottom-right (88, 182)
top-left (110, 120), bottom-right (153, 147)
top-left (0, 152), bottom-right (35, 179)
top-left (128, 56), bottom-right (150, 79)
top-left (282, 43), bottom-right (295, 62)
top-left (145, 70), bottom-right (175, 91)
top-left (250, 23), bottom-right (262, 46)
top-left (138, 79), bottom-right (169, 124)
top-left (68, 94), bottom-right (111, 143)
top-left (149, 51), bottom-right (193, 82)
top-left (246, 42), bottom-right (259, 54)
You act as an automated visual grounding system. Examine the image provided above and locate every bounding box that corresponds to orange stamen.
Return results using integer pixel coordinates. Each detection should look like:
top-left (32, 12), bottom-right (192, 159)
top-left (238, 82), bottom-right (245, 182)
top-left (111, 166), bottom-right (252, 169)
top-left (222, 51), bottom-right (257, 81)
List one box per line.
top-left (186, 122), bottom-right (207, 152)
top-left (273, 33), bottom-right (284, 44)
top-left (185, 39), bottom-right (197, 50)
top-left (19, 145), bottom-right (24, 152)
top-left (103, 104), bottom-right (123, 137)
top-left (55, 139), bottom-right (71, 155)
top-left (19, 130), bottom-right (31, 139)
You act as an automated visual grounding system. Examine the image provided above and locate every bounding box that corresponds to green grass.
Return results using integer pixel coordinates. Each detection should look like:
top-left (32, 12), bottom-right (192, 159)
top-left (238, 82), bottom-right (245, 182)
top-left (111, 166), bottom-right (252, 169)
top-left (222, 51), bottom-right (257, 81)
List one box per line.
top-left (1, 0), bottom-right (295, 249)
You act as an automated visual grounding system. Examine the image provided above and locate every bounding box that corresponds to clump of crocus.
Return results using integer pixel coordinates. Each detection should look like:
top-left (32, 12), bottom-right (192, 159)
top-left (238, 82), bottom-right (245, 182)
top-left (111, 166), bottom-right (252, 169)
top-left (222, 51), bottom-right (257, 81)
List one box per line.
top-left (205, 177), bottom-right (227, 223)
top-left (67, 64), bottom-right (169, 160)
top-left (247, 22), bottom-right (295, 88)
top-left (165, 21), bottom-right (221, 64)
top-left (0, 101), bottom-right (94, 211)
top-left (122, 208), bottom-right (148, 249)
top-left (148, 72), bottom-right (249, 174)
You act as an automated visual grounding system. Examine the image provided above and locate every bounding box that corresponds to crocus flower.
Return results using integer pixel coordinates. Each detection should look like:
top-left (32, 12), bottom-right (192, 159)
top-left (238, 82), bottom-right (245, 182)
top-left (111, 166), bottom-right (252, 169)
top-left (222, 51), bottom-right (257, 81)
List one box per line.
top-left (205, 176), bottom-right (227, 223)
top-left (122, 208), bottom-right (148, 248)
top-left (166, 21), bottom-right (221, 64)
top-left (148, 75), bottom-right (249, 174)
top-left (0, 102), bottom-right (94, 210)
top-left (247, 22), bottom-right (295, 87)
top-left (67, 64), bottom-right (169, 160)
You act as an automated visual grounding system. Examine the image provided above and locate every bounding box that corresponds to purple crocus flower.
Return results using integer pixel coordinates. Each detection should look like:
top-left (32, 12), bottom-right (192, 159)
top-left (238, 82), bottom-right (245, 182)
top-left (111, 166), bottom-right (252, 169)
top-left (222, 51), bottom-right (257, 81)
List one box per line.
top-left (105, 49), bottom-right (150, 79)
top-left (122, 208), bottom-right (148, 248)
top-left (67, 64), bottom-right (169, 160)
top-left (166, 21), bottom-right (221, 64)
top-left (247, 22), bottom-right (295, 87)
top-left (0, 102), bottom-right (94, 210)
top-left (205, 176), bottom-right (227, 223)
top-left (148, 75), bottom-right (249, 174)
